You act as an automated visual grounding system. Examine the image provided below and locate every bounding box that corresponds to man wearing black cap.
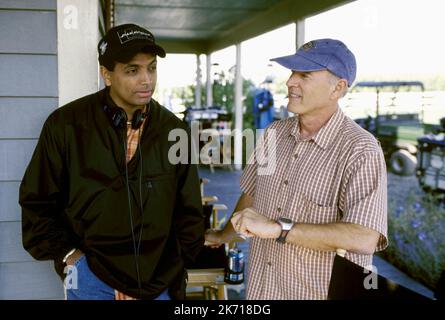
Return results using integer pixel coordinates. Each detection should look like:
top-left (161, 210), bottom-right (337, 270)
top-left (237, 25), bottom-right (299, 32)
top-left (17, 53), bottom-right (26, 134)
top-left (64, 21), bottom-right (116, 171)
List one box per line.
top-left (206, 39), bottom-right (387, 299)
top-left (19, 24), bottom-right (205, 300)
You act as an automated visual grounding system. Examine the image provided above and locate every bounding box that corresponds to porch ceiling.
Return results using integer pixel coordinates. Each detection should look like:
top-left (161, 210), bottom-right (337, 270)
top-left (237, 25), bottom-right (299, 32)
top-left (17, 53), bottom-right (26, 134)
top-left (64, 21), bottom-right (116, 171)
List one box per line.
top-left (114, 0), bottom-right (352, 54)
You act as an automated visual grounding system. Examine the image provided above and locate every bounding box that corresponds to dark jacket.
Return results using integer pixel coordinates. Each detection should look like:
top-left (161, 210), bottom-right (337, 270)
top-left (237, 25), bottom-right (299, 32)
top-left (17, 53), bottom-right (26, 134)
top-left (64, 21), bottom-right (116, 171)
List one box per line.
top-left (19, 89), bottom-right (205, 299)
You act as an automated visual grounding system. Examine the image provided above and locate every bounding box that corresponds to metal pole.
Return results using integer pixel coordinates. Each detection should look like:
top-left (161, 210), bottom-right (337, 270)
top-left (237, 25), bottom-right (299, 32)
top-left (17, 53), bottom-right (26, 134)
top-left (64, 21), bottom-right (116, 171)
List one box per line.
top-left (206, 54), bottom-right (213, 107)
top-left (195, 54), bottom-right (202, 108)
top-left (104, 0), bottom-right (115, 31)
top-left (295, 19), bottom-right (305, 49)
top-left (234, 43), bottom-right (243, 170)
top-left (376, 89), bottom-right (380, 136)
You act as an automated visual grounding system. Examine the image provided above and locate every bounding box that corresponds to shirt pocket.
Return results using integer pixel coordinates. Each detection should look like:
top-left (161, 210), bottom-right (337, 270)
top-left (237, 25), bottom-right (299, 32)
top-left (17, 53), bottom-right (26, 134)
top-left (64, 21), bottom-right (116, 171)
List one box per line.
top-left (301, 195), bottom-right (339, 224)
top-left (142, 173), bottom-right (175, 201)
top-left (142, 173), bottom-right (175, 190)
top-left (142, 173), bottom-right (176, 219)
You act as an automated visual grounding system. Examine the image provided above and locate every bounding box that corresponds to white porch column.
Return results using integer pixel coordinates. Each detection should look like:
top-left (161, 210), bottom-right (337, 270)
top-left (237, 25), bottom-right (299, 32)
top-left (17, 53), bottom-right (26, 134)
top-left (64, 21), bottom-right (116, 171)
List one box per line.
top-left (57, 0), bottom-right (100, 106)
top-left (234, 43), bottom-right (243, 170)
top-left (195, 54), bottom-right (202, 108)
top-left (205, 53), bottom-right (213, 107)
top-left (296, 19), bottom-right (305, 49)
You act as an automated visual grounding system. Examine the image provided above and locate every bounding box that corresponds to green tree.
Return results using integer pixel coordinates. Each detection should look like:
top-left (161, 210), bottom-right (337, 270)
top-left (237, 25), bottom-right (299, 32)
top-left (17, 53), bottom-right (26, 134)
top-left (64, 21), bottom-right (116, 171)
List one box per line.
top-left (211, 70), bottom-right (255, 130)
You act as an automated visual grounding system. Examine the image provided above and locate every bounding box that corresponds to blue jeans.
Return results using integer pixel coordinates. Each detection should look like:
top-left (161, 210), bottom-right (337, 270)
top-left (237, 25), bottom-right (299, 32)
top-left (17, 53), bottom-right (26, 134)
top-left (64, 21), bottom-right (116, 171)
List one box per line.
top-left (65, 255), bottom-right (170, 300)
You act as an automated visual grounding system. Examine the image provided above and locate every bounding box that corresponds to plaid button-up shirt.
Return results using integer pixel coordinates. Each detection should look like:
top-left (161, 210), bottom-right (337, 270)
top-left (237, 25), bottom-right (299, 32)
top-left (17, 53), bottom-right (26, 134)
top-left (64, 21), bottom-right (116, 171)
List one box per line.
top-left (125, 121), bottom-right (144, 163)
top-left (240, 108), bottom-right (388, 300)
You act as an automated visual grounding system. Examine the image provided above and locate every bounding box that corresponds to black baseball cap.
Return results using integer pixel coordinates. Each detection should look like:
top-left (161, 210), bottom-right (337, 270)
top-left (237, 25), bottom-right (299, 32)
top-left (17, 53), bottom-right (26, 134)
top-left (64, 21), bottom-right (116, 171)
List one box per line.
top-left (98, 23), bottom-right (166, 67)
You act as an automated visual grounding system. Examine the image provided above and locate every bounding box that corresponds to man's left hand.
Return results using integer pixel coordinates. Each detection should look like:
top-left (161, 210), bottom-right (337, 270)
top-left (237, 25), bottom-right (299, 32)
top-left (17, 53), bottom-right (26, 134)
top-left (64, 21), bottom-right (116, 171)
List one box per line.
top-left (230, 208), bottom-right (281, 239)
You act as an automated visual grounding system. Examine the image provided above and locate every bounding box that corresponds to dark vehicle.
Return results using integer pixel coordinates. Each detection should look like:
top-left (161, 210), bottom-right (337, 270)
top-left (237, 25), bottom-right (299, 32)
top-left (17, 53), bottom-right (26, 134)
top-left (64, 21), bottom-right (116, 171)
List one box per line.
top-left (349, 81), bottom-right (426, 176)
top-left (417, 117), bottom-right (445, 192)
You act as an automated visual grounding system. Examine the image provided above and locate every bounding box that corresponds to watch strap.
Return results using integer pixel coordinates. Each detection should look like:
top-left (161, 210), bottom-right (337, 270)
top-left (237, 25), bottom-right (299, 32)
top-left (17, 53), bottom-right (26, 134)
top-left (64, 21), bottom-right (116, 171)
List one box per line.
top-left (276, 229), bottom-right (290, 243)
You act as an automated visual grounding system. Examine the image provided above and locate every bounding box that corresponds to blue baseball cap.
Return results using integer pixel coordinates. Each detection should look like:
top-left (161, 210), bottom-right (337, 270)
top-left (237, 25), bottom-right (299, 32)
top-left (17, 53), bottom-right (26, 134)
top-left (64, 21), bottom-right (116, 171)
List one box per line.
top-left (270, 39), bottom-right (357, 86)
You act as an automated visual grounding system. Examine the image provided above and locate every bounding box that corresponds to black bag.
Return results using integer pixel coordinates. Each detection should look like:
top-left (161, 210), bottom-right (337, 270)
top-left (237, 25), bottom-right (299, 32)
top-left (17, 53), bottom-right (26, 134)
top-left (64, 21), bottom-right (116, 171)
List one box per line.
top-left (186, 204), bottom-right (227, 269)
top-left (328, 254), bottom-right (430, 300)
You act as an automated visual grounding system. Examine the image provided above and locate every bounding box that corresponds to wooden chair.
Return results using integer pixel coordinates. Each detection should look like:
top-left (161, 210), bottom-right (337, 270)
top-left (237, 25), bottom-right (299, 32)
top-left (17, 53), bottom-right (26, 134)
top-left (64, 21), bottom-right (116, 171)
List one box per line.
top-left (186, 238), bottom-right (245, 300)
top-left (200, 178), bottom-right (227, 228)
top-left (186, 178), bottom-right (237, 299)
top-left (187, 268), bottom-right (227, 300)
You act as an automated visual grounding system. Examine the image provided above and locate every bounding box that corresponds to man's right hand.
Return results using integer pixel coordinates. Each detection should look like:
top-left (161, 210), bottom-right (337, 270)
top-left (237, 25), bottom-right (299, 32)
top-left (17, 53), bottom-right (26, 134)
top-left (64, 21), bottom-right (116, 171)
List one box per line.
top-left (205, 228), bottom-right (246, 248)
top-left (65, 249), bottom-right (84, 266)
top-left (204, 229), bottom-right (228, 248)
top-left (204, 193), bottom-right (253, 248)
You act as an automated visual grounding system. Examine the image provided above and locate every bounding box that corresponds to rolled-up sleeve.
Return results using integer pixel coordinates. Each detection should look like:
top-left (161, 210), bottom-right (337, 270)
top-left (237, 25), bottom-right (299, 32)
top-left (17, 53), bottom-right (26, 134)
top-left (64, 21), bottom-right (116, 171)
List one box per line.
top-left (341, 151), bottom-right (388, 251)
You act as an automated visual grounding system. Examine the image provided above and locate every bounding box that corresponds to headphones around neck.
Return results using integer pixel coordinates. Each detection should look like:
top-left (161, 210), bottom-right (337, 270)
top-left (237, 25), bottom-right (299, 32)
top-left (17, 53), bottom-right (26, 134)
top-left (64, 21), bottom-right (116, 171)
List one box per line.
top-left (103, 104), bottom-right (148, 130)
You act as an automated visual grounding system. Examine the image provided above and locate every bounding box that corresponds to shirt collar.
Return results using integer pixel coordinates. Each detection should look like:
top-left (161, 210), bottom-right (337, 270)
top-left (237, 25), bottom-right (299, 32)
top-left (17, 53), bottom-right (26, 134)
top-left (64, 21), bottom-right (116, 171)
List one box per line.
top-left (289, 108), bottom-right (345, 150)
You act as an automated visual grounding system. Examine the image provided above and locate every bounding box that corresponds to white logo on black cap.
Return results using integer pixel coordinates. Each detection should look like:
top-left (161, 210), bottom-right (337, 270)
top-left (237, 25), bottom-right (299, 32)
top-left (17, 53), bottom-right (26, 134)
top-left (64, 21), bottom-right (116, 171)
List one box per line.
top-left (99, 41), bottom-right (107, 55)
top-left (117, 28), bottom-right (153, 44)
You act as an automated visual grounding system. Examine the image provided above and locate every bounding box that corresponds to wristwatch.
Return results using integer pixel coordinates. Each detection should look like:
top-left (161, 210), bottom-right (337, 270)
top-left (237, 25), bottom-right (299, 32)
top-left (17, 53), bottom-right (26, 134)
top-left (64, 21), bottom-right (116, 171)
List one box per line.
top-left (276, 217), bottom-right (294, 243)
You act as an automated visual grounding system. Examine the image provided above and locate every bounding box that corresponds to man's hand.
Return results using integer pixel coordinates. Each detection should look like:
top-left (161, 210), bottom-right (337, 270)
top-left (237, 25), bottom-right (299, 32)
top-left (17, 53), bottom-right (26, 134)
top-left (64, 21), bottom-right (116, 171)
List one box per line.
top-left (205, 228), bottom-right (247, 248)
top-left (115, 290), bottom-right (137, 300)
top-left (204, 229), bottom-right (230, 248)
top-left (65, 249), bottom-right (84, 266)
top-left (204, 192), bottom-right (255, 248)
top-left (231, 207), bottom-right (281, 239)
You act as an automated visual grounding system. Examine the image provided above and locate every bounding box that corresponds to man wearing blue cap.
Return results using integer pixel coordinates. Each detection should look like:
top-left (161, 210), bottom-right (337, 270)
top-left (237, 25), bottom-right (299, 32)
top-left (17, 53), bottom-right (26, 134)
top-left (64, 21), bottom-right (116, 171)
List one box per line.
top-left (206, 39), bottom-right (388, 299)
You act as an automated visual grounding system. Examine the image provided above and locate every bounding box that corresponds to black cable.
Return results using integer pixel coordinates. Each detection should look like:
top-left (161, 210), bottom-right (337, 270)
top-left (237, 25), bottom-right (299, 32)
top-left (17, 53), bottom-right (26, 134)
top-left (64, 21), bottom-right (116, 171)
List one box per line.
top-left (122, 104), bottom-right (149, 298)
top-left (136, 128), bottom-right (144, 263)
top-left (134, 106), bottom-right (149, 297)
top-left (121, 131), bottom-right (142, 297)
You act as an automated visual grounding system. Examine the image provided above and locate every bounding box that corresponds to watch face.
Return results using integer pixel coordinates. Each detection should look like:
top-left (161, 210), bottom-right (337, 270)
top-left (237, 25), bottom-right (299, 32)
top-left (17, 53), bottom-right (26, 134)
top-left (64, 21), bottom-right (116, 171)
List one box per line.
top-left (279, 217), bottom-right (293, 224)
top-left (278, 217), bottom-right (294, 230)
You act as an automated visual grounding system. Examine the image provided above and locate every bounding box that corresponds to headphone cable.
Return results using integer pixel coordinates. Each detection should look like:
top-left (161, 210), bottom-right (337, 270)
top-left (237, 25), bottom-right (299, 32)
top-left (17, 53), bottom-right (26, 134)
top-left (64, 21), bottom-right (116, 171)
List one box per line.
top-left (136, 129), bottom-right (144, 265)
top-left (122, 131), bottom-right (142, 297)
